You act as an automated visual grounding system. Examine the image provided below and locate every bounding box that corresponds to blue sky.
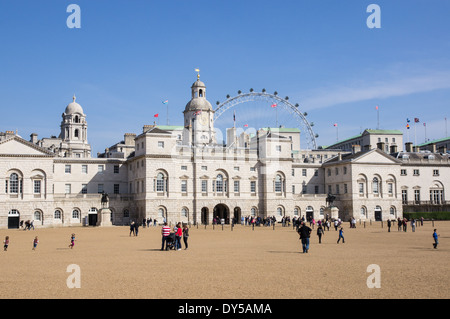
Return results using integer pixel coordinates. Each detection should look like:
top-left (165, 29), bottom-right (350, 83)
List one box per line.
top-left (1, 0), bottom-right (449, 154)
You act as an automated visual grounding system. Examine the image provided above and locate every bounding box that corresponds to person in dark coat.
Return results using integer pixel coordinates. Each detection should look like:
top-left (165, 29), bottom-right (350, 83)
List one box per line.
top-left (297, 222), bottom-right (312, 253)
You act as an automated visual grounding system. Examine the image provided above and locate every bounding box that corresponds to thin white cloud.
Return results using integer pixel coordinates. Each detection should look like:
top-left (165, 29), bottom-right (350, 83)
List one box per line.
top-left (300, 70), bottom-right (450, 111)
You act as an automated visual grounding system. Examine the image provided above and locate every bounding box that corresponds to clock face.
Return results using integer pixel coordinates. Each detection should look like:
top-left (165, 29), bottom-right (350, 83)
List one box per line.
top-left (200, 113), bottom-right (208, 125)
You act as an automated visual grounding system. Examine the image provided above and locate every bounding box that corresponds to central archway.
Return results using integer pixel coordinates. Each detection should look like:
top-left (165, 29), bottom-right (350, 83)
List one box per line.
top-left (213, 203), bottom-right (230, 224)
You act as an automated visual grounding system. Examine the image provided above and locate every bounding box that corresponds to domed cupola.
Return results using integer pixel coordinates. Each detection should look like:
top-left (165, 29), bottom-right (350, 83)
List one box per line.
top-left (64, 95), bottom-right (84, 115)
top-left (182, 72), bottom-right (216, 146)
top-left (184, 79), bottom-right (213, 112)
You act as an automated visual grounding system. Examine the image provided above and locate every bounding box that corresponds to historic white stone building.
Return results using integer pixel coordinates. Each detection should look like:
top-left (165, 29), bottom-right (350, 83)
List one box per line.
top-left (1, 77), bottom-right (449, 229)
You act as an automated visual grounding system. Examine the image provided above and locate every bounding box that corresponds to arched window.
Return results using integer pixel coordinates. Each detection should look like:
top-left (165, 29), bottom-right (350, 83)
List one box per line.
top-left (275, 174), bottom-right (282, 192)
top-left (199, 89), bottom-right (203, 97)
top-left (74, 129), bottom-right (79, 138)
top-left (216, 174), bottom-right (224, 193)
top-left (250, 207), bottom-right (256, 217)
top-left (54, 210), bottom-right (62, 219)
top-left (181, 207), bottom-right (188, 217)
top-left (9, 173), bottom-right (20, 193)
top-left (72, 209), bottom-right (80, 219)
top-left (360, 206), bottom-right (367, 217)
top-left (390, 206), bottom-right (396, 216)
top-left (34, 211), bottom-right (42, 221)
top-left (276, 207), bottom-right (283, 216)
top-left (294, 207), bottom-right (299, 216)
top-left (74, 115), bottom-right (80, 123)
top-left (372, 177), bottom-right (379, 194)
top-left (156, 172), bottom-right (165, 192)
top-left (158, 208), bottom-right (165, 218)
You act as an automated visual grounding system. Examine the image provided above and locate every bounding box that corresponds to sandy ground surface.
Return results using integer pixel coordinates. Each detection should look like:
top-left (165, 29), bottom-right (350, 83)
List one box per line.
top-left (0, 220), bottom-right (449, 299)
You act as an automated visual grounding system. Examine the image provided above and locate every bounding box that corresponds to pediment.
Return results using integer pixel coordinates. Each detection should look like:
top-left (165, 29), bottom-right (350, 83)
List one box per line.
top-left (0, 137), bottom-right (54, 157)
top-left (351, 149), bottom-right (401, 165)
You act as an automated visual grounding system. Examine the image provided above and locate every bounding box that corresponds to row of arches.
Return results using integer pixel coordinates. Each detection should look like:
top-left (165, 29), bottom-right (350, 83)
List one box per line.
top-left (5, 207), bottom-right (100, 229)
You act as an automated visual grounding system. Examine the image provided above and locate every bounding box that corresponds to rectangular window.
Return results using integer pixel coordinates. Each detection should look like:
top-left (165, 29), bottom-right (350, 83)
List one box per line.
top-left (65, 165), bottom-right (71, 173)
top-left (344, 184), bottom-right (348, 194)
top-left (82, 184), bottom-right (87, 194)
top-left (388, 183), bottom-right (393, 195)
top-left (34, 180), bottom-right (41, 194)
top-left (302, 169), bottom-right (307, 177)
top-left (413, 169), bottom-right (420, 176)
top-left (402, 190), bottom-right (408, 204)
top-left (414, 189), bottom-right (420, 204)
top-left (292, 185), bottom-right (295, 194)
top-left (314, 169), bottom-right (318, 177)
top-left (98, 165), bottom-right (104, 173)
top-left (114, 165), bottom-right (120, 174)
top-left (201, 180), bottom-right (207, 193)
top-left (234, 180), bottom-right (240, 193)
top-left (82, 165), bottom-right (88, 174)
top-left (314, 185), bottom-right (319, 194)
top-left (250, 181), bottom-right (256, 193)
top-left (433, 169), bottom-right (439, 176)
top-left (98, 184), bottom-right (104, 194)
top-left (234, 167), bottom-right (239, 171)
top-left (65, 184), bottom-right (71, 194)
top-left (302, 185), bottom-right (307, 194)
top-left (276, 145), bottom-right (281, 152)
top-left (250, 167), bottom-right (256, 172)
top-left (181, 180), bottom-right (187, 193)
top-left (158, 141), bottom-right (164, 148)
top-left (114, 184), bottom-right (120, 194)
top-left (400, 169), bottom-right (407, 176)
top-left (181, 166), bottom-right (187, 171)
top-left (336, 184), bottom-right (340, 194)
top-left (201, 166), bottom-right (207, 171)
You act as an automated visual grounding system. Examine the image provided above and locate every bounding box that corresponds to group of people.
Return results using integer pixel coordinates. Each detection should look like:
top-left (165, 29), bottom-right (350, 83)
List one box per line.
top-left (160, 222), bottom-right (189, 251)
top-left (296, 219), bottom-right (346, 253)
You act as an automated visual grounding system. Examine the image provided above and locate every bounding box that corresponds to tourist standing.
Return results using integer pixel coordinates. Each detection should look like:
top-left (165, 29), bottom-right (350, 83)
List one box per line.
top-left (411, 219), bottom-right (416, 232)
top-left (298, 222), bottom-right (312, 253)
top-left (387, 219), bottom-right (391, 232)
top-left (183, 224), bottom-right (189, 250)
top-left (337, 227), bottom-right (345, 244)
top-left (161, 222), bottom-right (171, 251)
top-left (175, 222), bottom-right (182, 250)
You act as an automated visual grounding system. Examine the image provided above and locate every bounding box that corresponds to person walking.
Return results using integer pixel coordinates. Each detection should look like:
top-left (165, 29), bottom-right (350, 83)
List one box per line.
top-left (135, 222), bottom-right (140, 236)
top-left (298, 222), bottom-right (312, 253)
top-left (337, 227), bottom-right (345, 244)
top-left (3, 236), bottom-right (9, 251)
top-left (69, 233), bottom-right (76, 249)
top-left (182, 224), bottom-right (189, 250)
top-left (32, 236), bottom-right (39, 250)
top-left (129, 221), bottom-right (135, 236)
top-left (433, 229), bottom-right (439, 249)
top-left (317, 225), bottom-right (324, 244)
top-left (161, 222), bottom-right (171, 251)
top-left (387, 219), bottom-right (391, 232)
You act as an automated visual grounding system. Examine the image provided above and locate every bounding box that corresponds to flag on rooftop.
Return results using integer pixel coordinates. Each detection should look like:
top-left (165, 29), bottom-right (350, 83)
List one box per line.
top-left (414, 118), bottom-right (420, 123)
top-left (154, 114), bottom-right (159, 118)
top-left (162, 100), bottom-right (168, 104)
top-left (271, 103), bottom-right (277, 108)
top-left (334, 123), bottom-right (338, 127)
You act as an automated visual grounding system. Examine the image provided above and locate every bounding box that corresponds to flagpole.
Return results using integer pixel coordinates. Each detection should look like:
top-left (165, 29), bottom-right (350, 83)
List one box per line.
top-left (446, 117), bottom-right (448, 137)
top-left (376, 106), bottom-right (379, 130)
top-left (167, 102), bottom-right (169, 126)
top-left (424, 123), bottom-right (427, 143)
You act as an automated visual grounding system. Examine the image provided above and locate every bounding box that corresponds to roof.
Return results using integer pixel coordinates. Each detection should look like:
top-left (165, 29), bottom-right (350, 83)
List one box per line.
top-left (324, 129), bottom-right (403, 149)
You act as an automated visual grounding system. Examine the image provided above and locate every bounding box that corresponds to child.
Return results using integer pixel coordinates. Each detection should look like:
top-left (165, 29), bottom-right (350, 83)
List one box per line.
top-left (69, 233), bottom-right (76, 249)
top-left (433, 229), bottom-right (439, 249)
top-left (337, 227), bottom-right (345, 244)
top-left (3, 236), bottom-right (9, 251)
top-left (32, 236), bottom-right (39, 250)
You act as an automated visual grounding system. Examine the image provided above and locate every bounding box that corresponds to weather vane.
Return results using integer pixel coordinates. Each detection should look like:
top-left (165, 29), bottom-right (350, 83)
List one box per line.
top-left (195, 68), bottom-right (200, 80)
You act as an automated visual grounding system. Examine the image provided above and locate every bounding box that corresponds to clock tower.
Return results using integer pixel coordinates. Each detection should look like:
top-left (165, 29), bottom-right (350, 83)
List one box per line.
top-left (182, 74), bottom-right (216, 146)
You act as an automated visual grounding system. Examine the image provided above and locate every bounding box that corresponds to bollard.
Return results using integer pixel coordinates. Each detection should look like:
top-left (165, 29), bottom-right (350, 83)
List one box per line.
top-left (222, 223), bottom-right (224, 231)
top-left (432, 219), bottom-right (435, 227)
top-left (364, 221), bottom-right (366, 228)
top-left (381, 221), bottom-right (383, 228)
top-left (252, 224), bottom-right (254, 231)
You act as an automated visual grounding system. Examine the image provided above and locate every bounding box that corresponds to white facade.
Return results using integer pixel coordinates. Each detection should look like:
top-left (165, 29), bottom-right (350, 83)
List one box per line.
top-left (1, 77), bottom-right (449, 229)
